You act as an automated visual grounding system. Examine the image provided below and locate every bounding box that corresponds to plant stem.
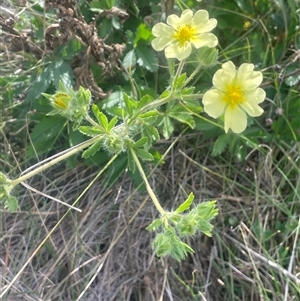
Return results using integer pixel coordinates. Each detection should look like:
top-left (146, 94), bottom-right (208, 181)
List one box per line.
top-left (85, 114), bottom-right (102, 128)
top-left (185, 63), bottom-right (203, 86)
top-left (172, 59), bottom-right (185, 89)
top-left (129, 146), bottom-right (166, 216)
top-left (11, 135), bottom-right (103, 186)
top-left (129, 60), bottom-right (186, 122)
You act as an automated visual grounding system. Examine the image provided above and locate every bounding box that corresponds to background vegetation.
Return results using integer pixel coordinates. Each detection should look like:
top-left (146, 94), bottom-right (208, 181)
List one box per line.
top-left (1, 0), bottom-right (299, 300)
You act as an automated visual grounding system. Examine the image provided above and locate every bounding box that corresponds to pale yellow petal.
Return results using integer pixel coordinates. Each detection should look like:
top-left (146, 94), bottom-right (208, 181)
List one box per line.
top-left (167, 9), bottom-right (193, 28)
top-left (151, 23), bottom-right (174, 51)
top-left (224, 106), bottom-right (247, 133)
top-left (192, 10), bottom-right (209, 25)
top-left (165, 42), bottom-right (192, 60)
top-left (244, 88), bottom-right (266, 104)
top-left (203, 89), bottom-right (227, 118)
top-left (212, 61), bottom-right (236, 91)
top-left (192, 33), bottom-right (218, 48)
top-left (151, 37), bottom-right (170, 51)
top-left (240, 102), bottom-right (264, 117)
top-left (193, 18), bottom-right (217, 33)
top-left (237, 63), bottom-right (263, 90)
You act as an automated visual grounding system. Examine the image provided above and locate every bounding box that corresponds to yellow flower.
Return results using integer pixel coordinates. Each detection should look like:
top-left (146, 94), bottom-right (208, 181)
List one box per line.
top-left (52, 92), bottom-right (71, 110)
top-left (202, 61), bottom-right (265, 133)
top-left (151, 9), bottom-right (218, 61)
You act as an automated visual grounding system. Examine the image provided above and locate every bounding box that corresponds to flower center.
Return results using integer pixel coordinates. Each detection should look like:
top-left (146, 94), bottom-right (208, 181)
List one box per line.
top-left (223, 84), bottom-right (245, 107)
top-left (54, 92), bottom-right (70, 109)
top-left (174, 24), bottom-right (195, 47)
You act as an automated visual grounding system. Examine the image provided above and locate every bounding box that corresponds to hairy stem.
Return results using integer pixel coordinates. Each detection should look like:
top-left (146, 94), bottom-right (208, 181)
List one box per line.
top-left (129, 146), bottom-right (166, 216)
top-left (11, 135), bottom-right (103, 186)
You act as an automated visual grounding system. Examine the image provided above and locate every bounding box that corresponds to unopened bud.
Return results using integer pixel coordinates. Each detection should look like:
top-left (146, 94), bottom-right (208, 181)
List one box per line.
top-left (196, 46), bottom-right (218, 67)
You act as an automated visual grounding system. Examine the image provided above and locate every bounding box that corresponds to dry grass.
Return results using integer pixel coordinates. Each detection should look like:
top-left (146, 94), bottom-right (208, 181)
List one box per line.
top-left (1, 133), bottom-right (299, 301)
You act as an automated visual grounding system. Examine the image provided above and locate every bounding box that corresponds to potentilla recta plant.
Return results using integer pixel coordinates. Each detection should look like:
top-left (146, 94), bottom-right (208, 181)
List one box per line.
top-left (0, 8), bottom-right (265, 262)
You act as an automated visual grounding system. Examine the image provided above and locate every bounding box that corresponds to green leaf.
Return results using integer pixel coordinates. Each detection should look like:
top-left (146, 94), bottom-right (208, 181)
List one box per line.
top-left (52, 60), bottom-right (74, 89)
top-left (174, 73), bottom-right (187, 90)
top-left (79, 126), bottom-right (104, 137)
top-left (123, 93), bottom-right (136, 117)
top-left (30, 116), bottom-right (66, 143)
top-left (123, 49), bottom-right (136, 72)
top-left (25, 65), bottom-right (53, 103)
top-left (146, 219), bottom-right (162, 231)
top-left (158, 115), bottom-right (174, 139)
top-left (134, 23), bottom-right (152, 45)
top-left (194, 117), bottom-right (217, 131)
top-left (196, 218), bottom-right (214, 237)
top-left (181, 99), bottom-right (202, 113)
top-left (135, 148), bottom-right (154, 161)
top-left (139, 110), bottom-right (159, 119)
top-left (82, 140), bottom-right (103, 158)
top-left (92, 104), bottom-right (108, 129)
top-left (196, 201), bottom-right (219, 220)
top-left (137, 94), bottom-right (154, 110)
top-left (135, 46), bottom-right (158, 72)
top-left (107, 116), bottom-right (118, 131)
top-left (168, 105), bottom-right (195, 128)
top-left (144, 124), bottom-right (160, 141)
top-left (175, 192), bottom-right (194, 213)
top-left (180, 86), bottom-right (195, 96)
top-left (134, 137), bottom-right (148, 148)
top-left (127, 151), bottom-right (135, 172)
top-left (5, 195), bottom-right (18, 212)
top-left (211, 134), bottom-right (229, 156)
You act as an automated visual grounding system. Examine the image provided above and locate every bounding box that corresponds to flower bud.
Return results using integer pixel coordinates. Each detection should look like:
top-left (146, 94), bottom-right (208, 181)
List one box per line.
top-left (196, 46), bottom-right (218, 67)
